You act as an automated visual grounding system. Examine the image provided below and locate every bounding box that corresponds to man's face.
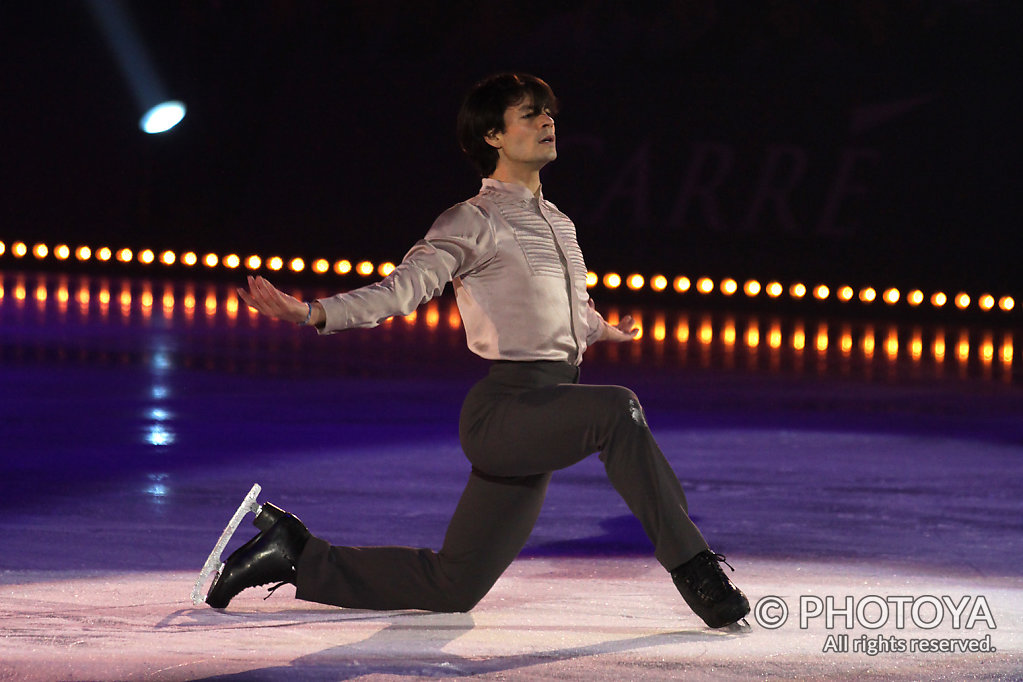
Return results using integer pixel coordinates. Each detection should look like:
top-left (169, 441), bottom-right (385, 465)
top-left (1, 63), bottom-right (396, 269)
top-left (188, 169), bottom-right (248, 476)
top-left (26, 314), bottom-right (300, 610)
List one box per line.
top-left (486, 96), bottom-right (557, 172)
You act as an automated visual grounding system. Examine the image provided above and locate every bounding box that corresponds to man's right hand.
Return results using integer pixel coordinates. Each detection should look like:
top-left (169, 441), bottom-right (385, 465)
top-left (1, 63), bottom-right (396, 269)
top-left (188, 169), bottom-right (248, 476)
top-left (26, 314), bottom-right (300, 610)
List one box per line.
top-left (237, 275), bottom-right (325, 327)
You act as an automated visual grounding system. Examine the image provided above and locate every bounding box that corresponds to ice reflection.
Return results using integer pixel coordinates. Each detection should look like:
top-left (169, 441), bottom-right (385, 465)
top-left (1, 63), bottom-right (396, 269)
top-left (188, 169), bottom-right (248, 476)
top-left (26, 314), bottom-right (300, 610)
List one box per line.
top-left (145, 473), bottom-right (170, 505)
top-left (0, 271), bottom-right (1016, 383)
top-left (145, 341), bottom-right (176, 447)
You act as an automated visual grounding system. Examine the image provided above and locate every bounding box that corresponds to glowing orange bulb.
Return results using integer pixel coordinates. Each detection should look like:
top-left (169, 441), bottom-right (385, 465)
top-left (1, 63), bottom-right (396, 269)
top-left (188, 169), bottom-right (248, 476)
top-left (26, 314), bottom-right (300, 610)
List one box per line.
top-left (955, 293), bottom-right (970, 310)
top-left (789, 283), bottom-right (806, 299)
top-left (651, 275), bottom-right (667, 291)
top-left (907, 290), bottom-right (924, 306)
top-left (882, 288), bottom-right (900, 305)
top-left (674, 276), bottom-right (691, 293)
top-left (744, 280), bottom-right (761, 297)
top-left (697, 277), bottom-right (714, 294)
top-left (116, 248), bottom-right (133, 263)
top-left (313, 259), bottom-right (330, 274)
top-left (720, 279), bottom-right (738, 296)
top-left (203, 253), bottom-right (219, 268)
top-left (0, 241), bottom-right (5, 257)
top-left (813, 285), bottom-right (829, 300)
top-left (859, 287), bottom-right (877, 303)
top-left (378, 262), bottom-right (396, 277)
top-left (54, 244), bottom-right (71, 260)
top-left (837, 286), bottom-right (854, 302)
top-left (978, 294), bottom-right (995, 311)
top-left (13, 242), bottom-right (28, 258)
top-left (223, 254), bottom-right (240, 269)
top-left (356, 261), bottom-right (374, 276)
top-left (33, 243), bottom-right (49, 259)
top-left (76, 245), bottom-right (91, 261)
top-left (289, 257), bottom-right (305, 273)
top-left (138, 249), bottom-right (155, 264)
top-left (267, 257), bottom-right (284, 271)
top-left (766, 282), bottom-right (783, 298)
top-left (603, 273), bottom-right (621, 289)
top-left (931, 292), bottom-right (947, 308)
top-left (181, 252), bottom-right (198, 266)
top-left (999, 296), bottom-right (1015, 312)
top-left (97, 247), bottom-right (112, 261)
top-left (586, 271), bottom-right (598, 287)
top-left (335, 260), bottom-right (352, 275)
top-left (627, 274), bottom-right (644, 290)
top-left (160, 250), bottom-right (177, 266)
top-left (245, 255), bottom-right (261, 270)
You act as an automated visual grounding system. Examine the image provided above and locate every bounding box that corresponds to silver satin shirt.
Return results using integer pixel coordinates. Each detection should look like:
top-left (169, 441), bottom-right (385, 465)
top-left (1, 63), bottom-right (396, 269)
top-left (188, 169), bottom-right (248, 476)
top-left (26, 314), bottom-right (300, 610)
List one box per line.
top-left (317, 178), bottom-right (609, 365)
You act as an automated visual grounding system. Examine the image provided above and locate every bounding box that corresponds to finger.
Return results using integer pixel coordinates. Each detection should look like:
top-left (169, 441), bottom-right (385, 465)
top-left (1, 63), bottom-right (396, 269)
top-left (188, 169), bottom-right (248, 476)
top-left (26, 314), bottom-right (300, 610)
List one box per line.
top-left (237, 287), bottom-right (260, 310)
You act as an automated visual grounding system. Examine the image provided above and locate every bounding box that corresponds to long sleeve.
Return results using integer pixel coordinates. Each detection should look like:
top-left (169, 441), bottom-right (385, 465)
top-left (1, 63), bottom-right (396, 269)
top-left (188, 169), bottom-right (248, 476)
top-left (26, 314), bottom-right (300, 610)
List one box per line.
top-left (584, 298), bottom-right (610, 346)
top-left (317, 202), bottom-right (497, 333)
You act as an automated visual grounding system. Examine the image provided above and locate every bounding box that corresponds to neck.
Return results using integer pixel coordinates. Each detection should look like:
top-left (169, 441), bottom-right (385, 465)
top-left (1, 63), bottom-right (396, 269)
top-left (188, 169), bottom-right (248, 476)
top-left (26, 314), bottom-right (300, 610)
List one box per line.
top-left (489, 165), bottom-right (542, 197)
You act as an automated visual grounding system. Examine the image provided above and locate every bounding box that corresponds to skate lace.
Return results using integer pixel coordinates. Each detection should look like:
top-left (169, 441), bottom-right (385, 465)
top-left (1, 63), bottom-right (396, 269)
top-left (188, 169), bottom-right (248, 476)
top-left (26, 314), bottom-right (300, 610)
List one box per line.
top-left (264, 581), bottom-right (288, 600)
top-left (689, 552), bottom-right (735, 601)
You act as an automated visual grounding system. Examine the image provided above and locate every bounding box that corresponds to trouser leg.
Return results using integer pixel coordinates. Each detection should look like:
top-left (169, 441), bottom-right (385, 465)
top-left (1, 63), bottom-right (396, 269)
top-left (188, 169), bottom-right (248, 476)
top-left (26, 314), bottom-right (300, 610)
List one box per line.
top-left (460, 378), bottom-right (709, 570)
top-left (296, 469), bottom-right (549, 612)
top-left (296, 361), bottom-right (709, 612)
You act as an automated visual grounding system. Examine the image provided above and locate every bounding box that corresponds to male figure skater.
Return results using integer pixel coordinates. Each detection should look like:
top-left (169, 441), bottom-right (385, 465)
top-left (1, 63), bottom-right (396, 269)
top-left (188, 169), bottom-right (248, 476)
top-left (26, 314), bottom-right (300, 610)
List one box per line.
top-left (209, 73), bottom-right (749, 629)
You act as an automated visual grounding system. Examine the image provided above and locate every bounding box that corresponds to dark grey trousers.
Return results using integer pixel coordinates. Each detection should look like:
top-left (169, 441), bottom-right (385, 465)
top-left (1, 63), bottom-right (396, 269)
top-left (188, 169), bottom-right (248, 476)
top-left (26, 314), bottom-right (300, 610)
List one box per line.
top-left (295, 360), bottom-right (709, 612)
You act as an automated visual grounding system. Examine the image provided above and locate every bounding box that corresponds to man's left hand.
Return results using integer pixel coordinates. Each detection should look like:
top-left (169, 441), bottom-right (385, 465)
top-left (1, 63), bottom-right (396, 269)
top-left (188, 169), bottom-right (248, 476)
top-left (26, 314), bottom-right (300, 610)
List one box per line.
top-left (601, 315), bottom-right (640, 342)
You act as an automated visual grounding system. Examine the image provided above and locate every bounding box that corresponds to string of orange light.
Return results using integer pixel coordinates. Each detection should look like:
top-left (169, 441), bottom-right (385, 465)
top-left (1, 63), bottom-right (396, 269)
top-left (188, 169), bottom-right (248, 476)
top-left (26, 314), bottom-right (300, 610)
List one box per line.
top-left (0, 239), bottom-right (1015, 314)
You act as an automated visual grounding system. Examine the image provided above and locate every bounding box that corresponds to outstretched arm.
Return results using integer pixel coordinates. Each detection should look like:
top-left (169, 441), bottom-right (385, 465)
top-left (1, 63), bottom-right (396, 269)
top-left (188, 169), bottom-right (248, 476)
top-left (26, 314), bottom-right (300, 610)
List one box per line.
top-left (238, 275), bottom-right (325, 328)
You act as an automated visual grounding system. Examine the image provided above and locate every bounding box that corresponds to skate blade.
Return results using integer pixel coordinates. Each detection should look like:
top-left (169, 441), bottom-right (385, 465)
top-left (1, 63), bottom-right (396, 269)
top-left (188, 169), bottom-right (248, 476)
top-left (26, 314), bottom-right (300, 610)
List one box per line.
top-left (722, 618), bottom-right (752, 633)
top-left (190, 483), bottom-right (262, 606)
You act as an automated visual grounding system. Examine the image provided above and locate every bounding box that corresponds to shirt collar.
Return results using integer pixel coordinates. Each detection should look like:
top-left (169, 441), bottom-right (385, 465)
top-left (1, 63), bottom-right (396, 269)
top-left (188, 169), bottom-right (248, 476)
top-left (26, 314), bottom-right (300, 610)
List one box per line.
top-left (481, 177), bottom-right (543, 203)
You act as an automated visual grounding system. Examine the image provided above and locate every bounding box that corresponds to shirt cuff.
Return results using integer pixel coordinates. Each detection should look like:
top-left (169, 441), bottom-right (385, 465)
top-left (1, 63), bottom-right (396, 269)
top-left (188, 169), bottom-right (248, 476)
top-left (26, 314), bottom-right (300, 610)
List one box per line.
top-left (315, 294), bottom-right (351, 334)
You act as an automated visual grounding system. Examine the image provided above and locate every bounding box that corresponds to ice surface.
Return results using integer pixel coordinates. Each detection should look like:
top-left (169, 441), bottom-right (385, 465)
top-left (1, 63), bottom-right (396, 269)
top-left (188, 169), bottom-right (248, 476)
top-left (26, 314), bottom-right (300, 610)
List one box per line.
top-left (2, 273), bottom-right (1021, 679)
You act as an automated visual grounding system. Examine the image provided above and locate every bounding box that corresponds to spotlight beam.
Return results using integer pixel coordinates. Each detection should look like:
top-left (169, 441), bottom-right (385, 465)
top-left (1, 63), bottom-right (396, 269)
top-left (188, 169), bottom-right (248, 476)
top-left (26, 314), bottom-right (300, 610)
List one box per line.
top-left (85, 0), bottom-right (185, 133)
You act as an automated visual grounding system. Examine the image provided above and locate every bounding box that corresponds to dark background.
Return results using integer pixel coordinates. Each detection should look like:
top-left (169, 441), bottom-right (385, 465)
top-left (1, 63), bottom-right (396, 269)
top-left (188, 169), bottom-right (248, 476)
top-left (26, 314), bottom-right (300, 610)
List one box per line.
top-left (2, 1), bottom-right (1020, 293)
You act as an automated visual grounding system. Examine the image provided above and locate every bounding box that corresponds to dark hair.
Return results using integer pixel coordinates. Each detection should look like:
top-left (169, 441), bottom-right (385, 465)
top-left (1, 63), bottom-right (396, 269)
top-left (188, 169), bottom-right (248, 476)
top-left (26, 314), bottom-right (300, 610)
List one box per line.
top-left (456, 73), bottom-right (559, 177)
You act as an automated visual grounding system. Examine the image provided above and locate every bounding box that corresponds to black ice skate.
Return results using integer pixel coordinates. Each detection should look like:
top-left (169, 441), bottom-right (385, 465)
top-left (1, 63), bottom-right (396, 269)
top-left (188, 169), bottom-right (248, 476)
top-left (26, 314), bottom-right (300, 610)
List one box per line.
top-left (204, 511), bottom-right (310, 609)
top-left (671, 550), bottom-right (750, 629)
top-left (191, 484), bottom-right (307, 607)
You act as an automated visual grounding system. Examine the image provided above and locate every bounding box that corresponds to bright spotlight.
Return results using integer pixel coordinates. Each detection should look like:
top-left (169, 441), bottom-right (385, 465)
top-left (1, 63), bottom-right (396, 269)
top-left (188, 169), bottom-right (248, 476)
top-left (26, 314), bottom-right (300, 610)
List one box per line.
top-left (85, 0), bottom-right (186, 134)
top-left (140, 101), bottom-right (186, 134)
